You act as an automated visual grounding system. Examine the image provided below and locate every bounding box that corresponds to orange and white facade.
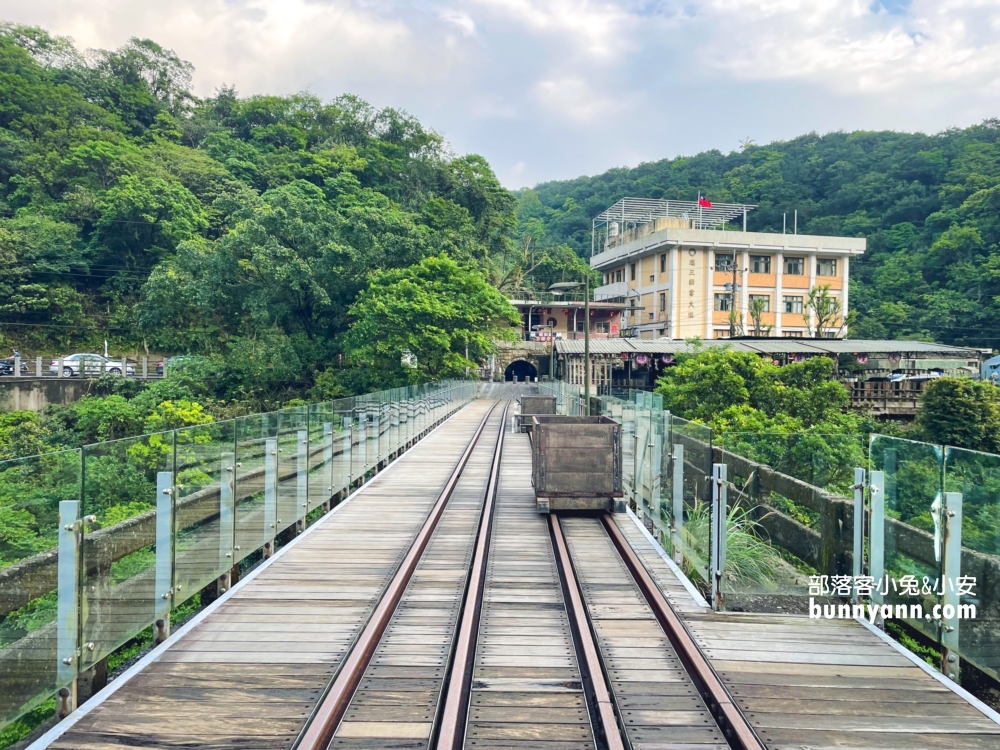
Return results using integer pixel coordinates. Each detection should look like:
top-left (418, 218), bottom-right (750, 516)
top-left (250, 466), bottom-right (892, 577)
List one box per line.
top-left (590, 199), bottom-right (866, 339)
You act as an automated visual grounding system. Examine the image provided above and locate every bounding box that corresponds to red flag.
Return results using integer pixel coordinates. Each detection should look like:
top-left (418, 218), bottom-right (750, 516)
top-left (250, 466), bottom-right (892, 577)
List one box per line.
top-left (698, 196), bottom-right (712, 208)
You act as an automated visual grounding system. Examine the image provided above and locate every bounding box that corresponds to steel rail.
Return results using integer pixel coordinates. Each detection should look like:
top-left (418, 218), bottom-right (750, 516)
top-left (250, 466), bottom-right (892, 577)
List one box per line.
top-left (549, 514), bottom-right (626, 750)
top-left (600, 513), bottom-right (767, 750)
top-left (295, 401), bottom-right (501, 750)
top-left (434, 401), bottom-right (509, 750)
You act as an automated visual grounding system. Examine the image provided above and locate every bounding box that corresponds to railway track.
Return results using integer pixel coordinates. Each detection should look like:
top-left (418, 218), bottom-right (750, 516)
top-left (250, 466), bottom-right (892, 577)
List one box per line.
top-left (293, 405), bottom-right (764, 750)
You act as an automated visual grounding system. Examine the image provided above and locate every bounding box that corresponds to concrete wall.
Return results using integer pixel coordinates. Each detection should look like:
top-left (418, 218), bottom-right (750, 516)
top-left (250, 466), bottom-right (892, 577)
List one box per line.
top-left (0, 378), bottom-right (91, 412)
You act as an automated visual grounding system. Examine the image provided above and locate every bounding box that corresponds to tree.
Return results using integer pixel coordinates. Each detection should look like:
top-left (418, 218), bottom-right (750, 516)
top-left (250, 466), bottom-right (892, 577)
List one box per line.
top-left (343, 255), bottom-right (518, 384)
top-left (915, 378), bottom-right (1000, 453)
top-left (805, 285), bottom-right (847, 338)
top-left (654, 346), bottom-right (851, 429)
top-left (748, 296), bottom-right (772, 337)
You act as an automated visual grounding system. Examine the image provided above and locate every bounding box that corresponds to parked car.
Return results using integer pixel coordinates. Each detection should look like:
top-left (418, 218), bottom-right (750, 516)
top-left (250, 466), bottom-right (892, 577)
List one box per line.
top-left (0, 357), bottom-right (28, 376)
top-left (49, 354), bottom-right (136, 377)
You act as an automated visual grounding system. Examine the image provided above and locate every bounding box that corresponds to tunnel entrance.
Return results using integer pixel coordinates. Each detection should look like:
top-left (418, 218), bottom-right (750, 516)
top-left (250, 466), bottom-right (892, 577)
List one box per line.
top-left (504, 360), bottom-right (538, 382)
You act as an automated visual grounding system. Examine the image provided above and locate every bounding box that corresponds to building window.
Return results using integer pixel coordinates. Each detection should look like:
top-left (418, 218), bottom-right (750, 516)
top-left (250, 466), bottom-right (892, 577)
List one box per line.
top-left (575, 317), bottom-right (585, 333)
top-left (649, 274), bottom-right (655, 282)
top-left (657, 328), bottom-right (666, 337)
top-left (714, 329), bottom-right (731, 339)
top-left (782, 331), bottom-right (804, 338)
top-left (714, 293), bottom-right (732, 312)
top-left (750, 255), bottom-right (771, 274)
top-left (660, 253), bottom-right (667, 273)
top-left (648, 311), bottom-right (655, 320)
top-left (749, 294), bottom-right (770, 312)
top-left (715, 253), bottom-right (735, 272)
top-left (784, 256), bottom-right (804, 275)
top-left (817, 258), bottom-right (837, 276)
top-left (596, 321), bottom-right (610, 334)
top-left (823, 331), bottom-right (838, 339)
top-left (616, 269), bottom-right (623, 283)
top-left (630, 263), bottom-right (636, 281)
top-left (659, 293), bottom-right (666, 312)
top-left (783, 295), bottom-right (803, 314)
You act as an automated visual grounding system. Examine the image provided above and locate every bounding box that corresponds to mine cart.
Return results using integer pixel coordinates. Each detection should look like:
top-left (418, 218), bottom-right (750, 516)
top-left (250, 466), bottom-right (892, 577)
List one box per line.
top-left (517, 395), bottom-right (558, 432)
top-left (530, 415), bottom-right (623, 514)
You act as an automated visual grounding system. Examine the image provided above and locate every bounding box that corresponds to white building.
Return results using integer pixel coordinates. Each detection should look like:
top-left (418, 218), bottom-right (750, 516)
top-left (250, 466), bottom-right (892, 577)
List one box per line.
top-left (590, 198), bottom-right (867, 339)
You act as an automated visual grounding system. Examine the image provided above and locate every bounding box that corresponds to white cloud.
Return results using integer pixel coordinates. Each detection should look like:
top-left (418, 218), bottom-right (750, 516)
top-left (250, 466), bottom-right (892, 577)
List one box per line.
top-left (3, 0), bottom-right (1000, 187)
top-left (694, 0), bottom-right (1000, 93)
top-left (531, 75), bottom-right (623, 123)
top-left (473, 0), bottom-right (636, 58)
top-left (437, 6), bottom-right (477, 37)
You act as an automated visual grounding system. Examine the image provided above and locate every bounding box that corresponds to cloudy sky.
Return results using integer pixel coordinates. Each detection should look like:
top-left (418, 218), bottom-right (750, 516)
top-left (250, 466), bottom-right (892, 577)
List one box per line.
top-left (3, 0), bottom-right (999, 187)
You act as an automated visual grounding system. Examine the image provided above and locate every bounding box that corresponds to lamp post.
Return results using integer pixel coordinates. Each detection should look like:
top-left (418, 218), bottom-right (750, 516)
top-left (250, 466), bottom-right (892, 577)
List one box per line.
top-left (549, 277), bottom-right (592, 412)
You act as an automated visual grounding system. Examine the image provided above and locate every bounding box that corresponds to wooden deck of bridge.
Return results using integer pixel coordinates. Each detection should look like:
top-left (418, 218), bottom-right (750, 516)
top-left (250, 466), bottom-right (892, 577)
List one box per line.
top-left (45, 402), bottom-right (494, 750)
top-left (31, 398), bottom-right (1000, 750)
top-left (612, 514), bottom-right (1000, 750)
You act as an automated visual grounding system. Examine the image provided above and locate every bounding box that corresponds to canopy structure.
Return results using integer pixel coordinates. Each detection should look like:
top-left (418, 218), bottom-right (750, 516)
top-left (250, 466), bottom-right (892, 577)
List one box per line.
top-left (592, 197), bottom-right (757, 254)
top-left (555, 338), bottom-right (989, 359)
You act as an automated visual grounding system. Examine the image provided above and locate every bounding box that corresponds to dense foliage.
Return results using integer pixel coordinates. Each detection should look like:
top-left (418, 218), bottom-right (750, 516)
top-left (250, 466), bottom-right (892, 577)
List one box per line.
top-left (914, 377), bottom-right (1000, 454)
top-left (521, 125), bottom-right (1000, 348)
top-left (0, 24), bottom-right (519, 402)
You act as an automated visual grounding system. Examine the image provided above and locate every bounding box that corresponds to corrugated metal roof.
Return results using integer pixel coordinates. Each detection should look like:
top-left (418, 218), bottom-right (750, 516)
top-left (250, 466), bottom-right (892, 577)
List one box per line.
top-left (554, 338), bottom-right (988, 357)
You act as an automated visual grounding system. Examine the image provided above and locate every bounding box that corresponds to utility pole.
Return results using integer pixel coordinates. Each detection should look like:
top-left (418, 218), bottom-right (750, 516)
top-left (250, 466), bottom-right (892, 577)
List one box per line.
top-left (584, 272), bottom-right (591, 411)
top-left (729, 254), bottom-right (738, 338)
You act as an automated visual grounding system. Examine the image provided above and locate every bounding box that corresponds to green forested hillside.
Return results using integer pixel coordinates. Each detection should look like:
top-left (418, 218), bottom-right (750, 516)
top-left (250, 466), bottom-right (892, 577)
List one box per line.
top-left (519, 126), bottom-right (1000, 348)
top-left (0, 24), bottom-right (534, 402)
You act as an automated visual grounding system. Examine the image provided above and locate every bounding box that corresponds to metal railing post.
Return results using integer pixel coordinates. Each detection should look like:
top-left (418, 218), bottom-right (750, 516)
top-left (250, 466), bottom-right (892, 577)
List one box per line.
top-left (154, 471), bottom-right (174, 644)
top-left (671, 444), bottom-right (684, 565)
top-left (56, 500), bottom-right (81, 718)
top-left (870, 470), bottom-right (885, 605)
top-left (711, 463), bottom-right (728, 611)
top-left (264, 438), bottom-right (277, 558)
top-left (220, 452), bottom-right (235, 581)
top-left (342, 417), bottom-right (352, 489)
top-left (852, 467), bottom-right (866, 604)
top-left (942, 491), bottom-right (963, 681)
top-left (322, 422), bottom-right (333, 510)
top-left (296, 429), bottom-right (308, 532)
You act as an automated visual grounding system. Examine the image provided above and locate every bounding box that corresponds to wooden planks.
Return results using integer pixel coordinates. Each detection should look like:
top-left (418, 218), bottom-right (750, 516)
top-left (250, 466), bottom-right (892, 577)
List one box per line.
top-left (612, 513), bottom-right (707, 615)
top-left (685, 610), bottom-right (1000, 750)
top-left (560, 517), bottom-right (728, 750)
top-left (48, 402), bottom-right (493, 750)
top-left (613, 509), bottom-right (1000, 750)
top-left (328, 405), bottom-right (505, 748)
top-left (463, 434), bottom-right (597, 750)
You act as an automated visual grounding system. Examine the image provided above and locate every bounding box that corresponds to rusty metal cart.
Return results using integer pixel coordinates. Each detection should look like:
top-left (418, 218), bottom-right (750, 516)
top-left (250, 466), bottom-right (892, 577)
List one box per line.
top-left (530, 415), bottom-right (623, 513)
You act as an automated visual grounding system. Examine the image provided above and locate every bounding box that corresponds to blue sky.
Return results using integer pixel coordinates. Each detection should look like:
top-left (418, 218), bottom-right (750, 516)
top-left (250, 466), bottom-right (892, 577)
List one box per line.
top-left (3, 0), bottom-right (999, 188)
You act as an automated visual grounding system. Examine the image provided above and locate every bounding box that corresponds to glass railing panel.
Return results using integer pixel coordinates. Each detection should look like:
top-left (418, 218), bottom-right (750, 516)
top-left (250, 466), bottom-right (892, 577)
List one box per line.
top-left (172, 419), bottom-right (236, 607)
top-left (670, 416), bottom-right (712, 588)
top-left (308, 402), bottom-right (335, 513)
top-left (633, 407), bottom-right (652, 517)
top-left (870, 434), bottom-right (942, 640)
top-left (80, 431), bottom-right (175, 667)
top-left (0, 449), bottom-right (82, 727)
top-left (715, 432), bottom-right (865, 609)
top-left (276, 407), bottom-right (308, 535)
top-left (234, 412), bottom-right (274, 565)
top-left (944, 445), bottom-right (1000, 681)
top-left (620, 402), bottom-right (636, 500)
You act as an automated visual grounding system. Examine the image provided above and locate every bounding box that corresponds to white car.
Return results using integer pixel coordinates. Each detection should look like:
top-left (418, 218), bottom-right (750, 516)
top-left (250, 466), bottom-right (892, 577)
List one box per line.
top-left (50, 354), bottom-right (136, 377)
